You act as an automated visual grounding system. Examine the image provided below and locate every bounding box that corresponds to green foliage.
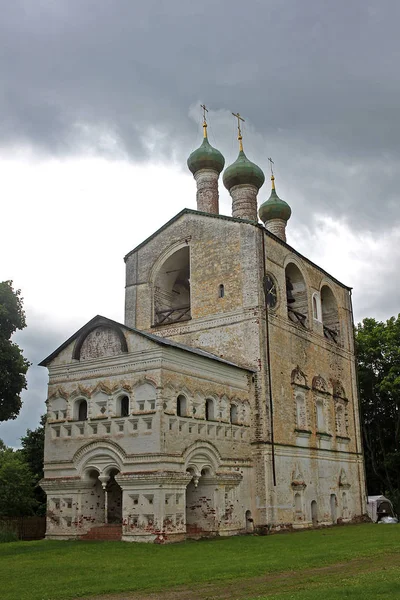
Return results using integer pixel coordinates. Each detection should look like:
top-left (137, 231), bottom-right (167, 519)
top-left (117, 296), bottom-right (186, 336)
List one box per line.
top-left (0, 524), bottom-right (399, 600)
top-left (0, 522), bottom-right (18, 543)
top-left (0, 281), bottom-right (30, 421)
top-left (20, 416), bottom-right (46, 515)
top-left (355, 315), bottom-right (400, 511)
top-left (0, 447), bottom-right (37, 517)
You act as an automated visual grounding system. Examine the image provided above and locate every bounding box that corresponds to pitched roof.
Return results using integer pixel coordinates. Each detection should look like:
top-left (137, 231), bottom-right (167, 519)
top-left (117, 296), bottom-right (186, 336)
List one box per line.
top-left (39, 315), bottom-right (254, 372)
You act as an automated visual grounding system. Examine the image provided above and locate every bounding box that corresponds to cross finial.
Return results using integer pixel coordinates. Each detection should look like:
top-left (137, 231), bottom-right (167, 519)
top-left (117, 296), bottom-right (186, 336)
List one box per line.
top-left (232, 112), bottom-right (245, 151)
top-left (200, 104), bottom-right (208, 138)
top-left (268, 157), bottom-right (275, 189)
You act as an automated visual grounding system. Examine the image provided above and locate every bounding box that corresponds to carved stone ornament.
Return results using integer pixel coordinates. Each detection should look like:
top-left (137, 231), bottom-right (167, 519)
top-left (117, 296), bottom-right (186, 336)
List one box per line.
top-left (291, 464), bottom-right (307, 490)
top-left (312, 375), bottom-right (328, 393)
top-left (339, 468), bottom-right (351, 489)
top-left (332, 381), bottom-right (346, 399)
top-left (80, 326), bottom-right (125, 361)
top-left (291, 366), bottom-right (307, 388)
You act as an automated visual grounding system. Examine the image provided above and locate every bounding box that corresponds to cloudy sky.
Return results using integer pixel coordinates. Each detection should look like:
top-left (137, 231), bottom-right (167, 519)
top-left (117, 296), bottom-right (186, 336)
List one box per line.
top-left (1, 0), bottom-right (399, 447)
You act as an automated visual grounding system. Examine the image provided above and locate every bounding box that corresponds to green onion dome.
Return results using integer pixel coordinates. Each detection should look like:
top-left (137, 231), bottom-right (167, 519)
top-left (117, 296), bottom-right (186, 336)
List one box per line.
top-left (187, 135), bottom-right (225, 175)
top-left (258, 177), bottom-right (291, 224)
top-left (223, 150), bottom-right (265, 192)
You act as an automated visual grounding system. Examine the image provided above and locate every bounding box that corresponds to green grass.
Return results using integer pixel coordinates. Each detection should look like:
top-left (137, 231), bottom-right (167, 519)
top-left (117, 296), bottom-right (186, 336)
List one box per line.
top-left (0, 524), bottom-right (399, 600)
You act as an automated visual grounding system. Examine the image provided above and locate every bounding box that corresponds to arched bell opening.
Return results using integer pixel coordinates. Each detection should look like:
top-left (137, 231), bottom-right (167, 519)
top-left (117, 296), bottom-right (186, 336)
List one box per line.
top-left (285, 263), bottom-right (308, 328)
top-left (154, 246), bottom-right (191, 325)
top-left (321, 285), bottom-right (340, 343)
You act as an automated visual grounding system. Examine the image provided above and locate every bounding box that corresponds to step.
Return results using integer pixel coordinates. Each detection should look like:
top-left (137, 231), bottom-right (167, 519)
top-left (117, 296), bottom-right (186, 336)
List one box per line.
top-left (80, 524), bottom-right (122, 541)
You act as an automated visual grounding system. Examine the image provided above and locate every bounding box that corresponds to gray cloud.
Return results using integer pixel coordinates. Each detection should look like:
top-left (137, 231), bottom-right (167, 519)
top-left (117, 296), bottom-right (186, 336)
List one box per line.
top-left (0, 317), bottom-right (72, 448)
top-left (1, 0), bottom-right (400, 229)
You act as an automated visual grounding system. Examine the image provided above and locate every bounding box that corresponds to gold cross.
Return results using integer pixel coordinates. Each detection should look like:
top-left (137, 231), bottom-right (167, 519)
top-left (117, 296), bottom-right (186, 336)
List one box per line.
top-left (232, 112), bottom-right (245, 151)
top-left (200, 104), bottom-right (208, 137)
top-left (268, 157), bottom-right (275, 188)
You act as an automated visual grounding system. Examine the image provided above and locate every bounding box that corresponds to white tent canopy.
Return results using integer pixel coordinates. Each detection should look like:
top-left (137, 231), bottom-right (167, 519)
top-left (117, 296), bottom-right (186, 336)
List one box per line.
top-left (367, 495), bottom-right (396, 522)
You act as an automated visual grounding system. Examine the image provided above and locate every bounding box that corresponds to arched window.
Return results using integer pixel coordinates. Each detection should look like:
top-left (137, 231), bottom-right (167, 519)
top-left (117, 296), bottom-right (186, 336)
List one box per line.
top-left (218, 284), bottom-right (224, 298)
top-left (285, 263), bottom-right (308, 327)
top-left (330, 494), bottom-right (337, 523)
top-left (154, 247), bottom-right (191, 325)
top-left (294, 493), bottom-right (303, 519)
top-left (321, 285), bottom-right (340, 343)
top-left (295, 392), bottom-right (307, 429)
top-left (312, 293), bottom-right (321, 321)
top-left (205, 398), bottom-right (215, 421)
top-left (119, 395), bottom-right (129, 417)
top-left (230, 404), bottom-right (239, 424)
top-left (335, 404), bottom-right (346, 436)
top-left (177, 394), bottom-right (187, 417)
top-left (311, 500), bottom-right (318, 526)
top-left (135, 382), bottom-right (157, 412)
top-left (78, 400), bottom-right (88, 421)
top-left (316, 399), bottom-right (325, 431)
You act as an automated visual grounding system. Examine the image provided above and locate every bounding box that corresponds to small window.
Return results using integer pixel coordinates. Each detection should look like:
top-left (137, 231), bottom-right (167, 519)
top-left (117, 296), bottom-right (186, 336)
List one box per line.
top-left (316, 400), bottom-right (325, 431)
top-left (78, 400), bottom-right (88, 421)
top-left (205, 398), bottom-right (215, 421)
top-left (218, 284), bottom-right (224, 298)
top-left (120, 396), bottom-right (129, 417)
top-left (177, 395), bottom-right (187, 417)
top-left (230, 404), bottom-right (239, 424)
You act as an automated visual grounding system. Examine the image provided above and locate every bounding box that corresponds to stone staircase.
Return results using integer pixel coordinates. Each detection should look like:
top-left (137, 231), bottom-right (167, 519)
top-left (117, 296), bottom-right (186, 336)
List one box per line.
top-left (80, 524), bottom-right (122, 541)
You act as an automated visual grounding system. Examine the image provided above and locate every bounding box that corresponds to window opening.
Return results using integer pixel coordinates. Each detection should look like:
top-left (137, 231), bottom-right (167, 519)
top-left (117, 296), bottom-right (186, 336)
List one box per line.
top-left (205, 398), bottom-right (214, 421)
top-left (78, 400), bottom-right (88, 421)
top-left (120, 396), bottom-right (129, 417)
top-left (218, 284), bottom-right (224, 298)
top-left (230, 404), bottom-right (239, 424)
top-left (177, 395), bottom-right (187, 417)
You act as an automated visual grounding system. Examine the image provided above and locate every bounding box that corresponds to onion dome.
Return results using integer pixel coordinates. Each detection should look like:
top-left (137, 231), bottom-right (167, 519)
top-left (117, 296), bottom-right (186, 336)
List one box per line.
top-left (187, 134), bottom-right (225, 175)
top-left (223, 149), bottom-right (265, 192)
top-left (259, 176), bottom-right (291, 224)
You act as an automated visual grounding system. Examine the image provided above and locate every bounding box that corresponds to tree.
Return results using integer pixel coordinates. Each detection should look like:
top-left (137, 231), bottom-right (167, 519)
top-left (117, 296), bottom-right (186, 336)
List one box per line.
top-left (0, 446), bottom-right (37, 516)
top-left (20, 415), bottom-right (47, 514)
top-left (355, 315), bottom-right (400, 512)
top-left (0, 281), bottom-right (30, 421)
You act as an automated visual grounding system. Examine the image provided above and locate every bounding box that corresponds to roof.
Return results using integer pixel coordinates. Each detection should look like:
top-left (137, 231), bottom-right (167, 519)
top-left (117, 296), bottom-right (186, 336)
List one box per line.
top-left (39, 315), bottom-right (255, 372)
top-left (124, 208), bottom-right (351, 291)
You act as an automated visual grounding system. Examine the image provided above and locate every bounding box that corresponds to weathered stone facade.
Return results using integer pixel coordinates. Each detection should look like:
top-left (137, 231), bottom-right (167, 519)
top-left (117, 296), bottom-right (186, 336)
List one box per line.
top-left (40, 199), bottom-right (366, 542)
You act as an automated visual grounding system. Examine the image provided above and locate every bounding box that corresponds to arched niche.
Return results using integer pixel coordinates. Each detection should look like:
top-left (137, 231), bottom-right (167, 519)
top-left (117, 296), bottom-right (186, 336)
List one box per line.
top-left (285, 263), bottom-right (308, 327)
top-left (177, 394), bottom-right (188, 417)
top-left (74, 398), bottom-right (88, 421)
top-left (153, 246), bottom-right (191, 325)
top-left (50, 396), bottom-right (68, 420)
top-left (73, 324), bottom-right (128, 361)
top-left (134, 382), bottom-right (157, 412)
top-left (320, 285), bottom-right (340, 343)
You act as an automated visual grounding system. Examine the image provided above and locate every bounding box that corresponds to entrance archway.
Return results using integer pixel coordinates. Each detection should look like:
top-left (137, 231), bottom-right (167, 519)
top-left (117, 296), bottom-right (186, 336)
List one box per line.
top-left (185, 468), bottom-right (217, 537)
top-left (106, 469), bottom-right (122, 524)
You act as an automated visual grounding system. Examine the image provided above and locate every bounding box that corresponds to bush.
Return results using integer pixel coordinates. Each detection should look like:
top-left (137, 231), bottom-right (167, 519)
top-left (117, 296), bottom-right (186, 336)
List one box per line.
top-left (0, 522), bottom-right (18, 543)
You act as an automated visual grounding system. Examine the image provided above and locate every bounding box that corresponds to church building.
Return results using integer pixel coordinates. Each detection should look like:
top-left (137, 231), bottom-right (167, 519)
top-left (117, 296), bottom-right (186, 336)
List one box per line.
top-left (40, 111), bottom-right (366, 542)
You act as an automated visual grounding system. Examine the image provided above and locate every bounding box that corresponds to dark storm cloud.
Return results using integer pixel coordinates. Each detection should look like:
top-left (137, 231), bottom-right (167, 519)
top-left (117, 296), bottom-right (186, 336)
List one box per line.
top-left (1, 0), bottom-right (400, 230)
top-left (0, 317), bottom-right (71, 448)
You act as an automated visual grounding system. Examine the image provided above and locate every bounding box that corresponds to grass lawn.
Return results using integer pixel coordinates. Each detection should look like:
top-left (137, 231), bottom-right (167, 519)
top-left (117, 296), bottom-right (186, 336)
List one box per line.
top-left (1, 524), bottom-right (400, 600)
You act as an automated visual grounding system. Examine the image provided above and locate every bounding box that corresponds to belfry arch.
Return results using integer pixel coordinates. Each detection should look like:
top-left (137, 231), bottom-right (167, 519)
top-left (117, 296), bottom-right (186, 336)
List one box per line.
top-left (153, 246), bottom-right (191, 325)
